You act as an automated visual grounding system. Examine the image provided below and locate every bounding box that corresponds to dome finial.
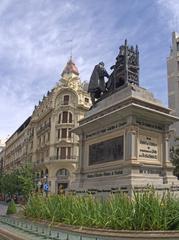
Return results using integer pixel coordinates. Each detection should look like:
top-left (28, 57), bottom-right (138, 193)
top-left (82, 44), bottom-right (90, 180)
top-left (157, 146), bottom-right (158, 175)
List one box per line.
top-left (61, 58), bottom-right (79, 77)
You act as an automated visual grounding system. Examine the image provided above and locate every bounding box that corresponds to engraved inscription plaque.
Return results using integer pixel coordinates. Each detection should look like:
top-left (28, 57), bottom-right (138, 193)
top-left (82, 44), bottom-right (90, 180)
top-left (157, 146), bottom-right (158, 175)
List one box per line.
top-left (89, 136), bottom-right (124, 165)
top-left (139, 135), bottom-right (158, 160)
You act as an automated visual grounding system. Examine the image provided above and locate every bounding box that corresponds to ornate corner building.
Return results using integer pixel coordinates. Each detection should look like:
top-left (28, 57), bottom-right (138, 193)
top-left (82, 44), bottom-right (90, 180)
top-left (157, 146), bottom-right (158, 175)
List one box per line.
top-left (3, 59), bottom-right (91, 193)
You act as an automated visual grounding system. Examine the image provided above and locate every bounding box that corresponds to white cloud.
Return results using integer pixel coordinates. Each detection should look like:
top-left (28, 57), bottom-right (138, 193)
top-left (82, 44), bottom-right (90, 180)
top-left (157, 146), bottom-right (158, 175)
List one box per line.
top-left (0, 0), bottom-right (173, 138)
top-left (0, 0), bottom-right (12, 16)
top-left (157, 0), bottom-right (179, 30)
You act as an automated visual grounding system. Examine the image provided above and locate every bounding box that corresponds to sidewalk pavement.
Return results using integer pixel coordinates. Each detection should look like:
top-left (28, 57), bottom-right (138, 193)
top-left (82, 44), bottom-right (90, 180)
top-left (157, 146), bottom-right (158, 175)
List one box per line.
top-left (0, 203), bottom-right (7, 215)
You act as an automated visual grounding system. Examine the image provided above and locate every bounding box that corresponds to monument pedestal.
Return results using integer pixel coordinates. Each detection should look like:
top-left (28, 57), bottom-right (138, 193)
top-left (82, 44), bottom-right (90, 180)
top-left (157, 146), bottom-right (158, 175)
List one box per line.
top-left (71, 84), bottom-right (179, 195)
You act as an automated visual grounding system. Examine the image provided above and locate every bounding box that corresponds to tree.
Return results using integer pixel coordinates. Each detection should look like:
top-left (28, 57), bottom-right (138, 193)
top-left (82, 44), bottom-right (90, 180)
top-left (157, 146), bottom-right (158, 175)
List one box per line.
top-left (0, 164), bottom-right (34, 200)
top-left (0, 172), bottom-right (3, 193)
top-left (1, 171), bottom-right (19, 195)
top-left (170, 146), bottom-right (179, 178)
top-left (17, 164), bottom-right (34, 199)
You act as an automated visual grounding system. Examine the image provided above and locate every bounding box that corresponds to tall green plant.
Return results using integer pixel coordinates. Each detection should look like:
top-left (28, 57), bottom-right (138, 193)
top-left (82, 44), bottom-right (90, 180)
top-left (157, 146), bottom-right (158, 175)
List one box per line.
top-left (7, 200), bottom-right (17, 215)
top-left (24, 189), bottom-right (179, 231)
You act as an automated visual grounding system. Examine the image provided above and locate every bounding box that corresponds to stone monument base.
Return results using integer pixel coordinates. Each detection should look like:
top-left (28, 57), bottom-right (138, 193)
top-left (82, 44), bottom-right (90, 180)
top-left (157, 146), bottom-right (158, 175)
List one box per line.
top-left (71, 84), bottom-right (179, 196)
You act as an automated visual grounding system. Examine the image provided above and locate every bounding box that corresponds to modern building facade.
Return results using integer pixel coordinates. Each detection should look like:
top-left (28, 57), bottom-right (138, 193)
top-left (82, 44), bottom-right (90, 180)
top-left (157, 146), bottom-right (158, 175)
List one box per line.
top-left (3, 59), bottom-right (91, 193)
top-left (167, 32), bottom-right (179, 147)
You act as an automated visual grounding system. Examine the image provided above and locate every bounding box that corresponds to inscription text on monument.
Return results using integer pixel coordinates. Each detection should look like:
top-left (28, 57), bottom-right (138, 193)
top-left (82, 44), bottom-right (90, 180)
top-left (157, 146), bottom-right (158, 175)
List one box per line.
top-left (139, 135), bottom-right (158, 160)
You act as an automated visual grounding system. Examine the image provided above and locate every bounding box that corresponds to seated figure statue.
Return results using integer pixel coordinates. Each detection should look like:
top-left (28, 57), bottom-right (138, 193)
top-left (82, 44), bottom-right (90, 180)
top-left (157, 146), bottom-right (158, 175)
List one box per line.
top-left (88, 62), bottom-right (109, 105)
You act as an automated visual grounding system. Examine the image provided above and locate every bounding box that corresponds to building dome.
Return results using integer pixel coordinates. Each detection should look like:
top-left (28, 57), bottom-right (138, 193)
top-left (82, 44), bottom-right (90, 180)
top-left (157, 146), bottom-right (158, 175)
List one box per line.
top-left (61, 58), bottom-right (79, 76)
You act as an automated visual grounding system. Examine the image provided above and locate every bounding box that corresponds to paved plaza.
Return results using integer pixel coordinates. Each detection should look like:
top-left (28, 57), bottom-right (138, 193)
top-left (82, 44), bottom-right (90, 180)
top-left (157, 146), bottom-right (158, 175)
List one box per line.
top-left (0, 203), bottom-right (7, 216)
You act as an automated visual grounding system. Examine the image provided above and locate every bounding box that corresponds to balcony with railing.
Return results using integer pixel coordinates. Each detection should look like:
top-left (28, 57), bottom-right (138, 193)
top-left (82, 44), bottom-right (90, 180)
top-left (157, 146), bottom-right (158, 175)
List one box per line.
top-left (49, 155), bottom-right (78, 163)
top-left (37, 122), bottom-right (51, 135)
top-left (34, 155), bottom-right (78, 166)
top-left (56, 137), bottom-right (74, 143)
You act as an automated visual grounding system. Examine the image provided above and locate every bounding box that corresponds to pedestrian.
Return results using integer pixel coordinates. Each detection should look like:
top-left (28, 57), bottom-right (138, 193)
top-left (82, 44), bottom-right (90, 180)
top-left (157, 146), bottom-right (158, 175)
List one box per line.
top-left (43, 182), bottom-right (49, 197)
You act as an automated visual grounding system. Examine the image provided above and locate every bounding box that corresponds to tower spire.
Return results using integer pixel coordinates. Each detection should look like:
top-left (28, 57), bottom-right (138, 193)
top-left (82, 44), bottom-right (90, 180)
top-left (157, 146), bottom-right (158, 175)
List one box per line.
top-left (70, 39), bottom-right (73, 60)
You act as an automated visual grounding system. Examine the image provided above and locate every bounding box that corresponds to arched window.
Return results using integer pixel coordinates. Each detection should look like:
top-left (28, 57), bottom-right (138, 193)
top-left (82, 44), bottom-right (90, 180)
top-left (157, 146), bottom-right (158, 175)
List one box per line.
top-left (56, 168), bottom-right (69, 177)
top-left (62, 111), bottom-right (68, 123)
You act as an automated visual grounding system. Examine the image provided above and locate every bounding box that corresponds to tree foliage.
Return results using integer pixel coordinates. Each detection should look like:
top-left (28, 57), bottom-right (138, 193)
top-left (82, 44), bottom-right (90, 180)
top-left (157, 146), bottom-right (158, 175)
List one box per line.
top-left (17, 164), bottom-right (34, 199)
top-left (0, 171), bottom-right (19, 194)
top-left (170, 146), bottom-right (179, 178)
top-left (0, 164), bottom-right (34, 199)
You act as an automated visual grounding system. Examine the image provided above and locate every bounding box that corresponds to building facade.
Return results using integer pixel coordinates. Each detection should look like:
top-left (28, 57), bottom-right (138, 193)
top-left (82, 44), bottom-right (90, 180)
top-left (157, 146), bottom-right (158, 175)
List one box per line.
top-left (4, 117), bottom-right (32, 172)
top-left (167, 32), bottom-right (179, 147)
top-left (0, 139), bottom-right (5, 153)
top-left (3, 59), bottom-right (91, 193)
top-left (0, 139), bottom-right (6, 173)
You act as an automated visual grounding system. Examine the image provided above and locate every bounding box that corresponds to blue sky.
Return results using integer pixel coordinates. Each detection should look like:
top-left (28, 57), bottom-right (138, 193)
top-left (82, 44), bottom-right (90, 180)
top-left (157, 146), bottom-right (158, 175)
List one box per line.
top-left (0, 0), bottom-right (178, 139)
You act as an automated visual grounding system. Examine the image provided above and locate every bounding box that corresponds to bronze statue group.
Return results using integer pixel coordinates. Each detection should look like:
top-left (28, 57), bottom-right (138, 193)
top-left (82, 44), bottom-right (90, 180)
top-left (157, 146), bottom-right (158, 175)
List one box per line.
top-left (88, 40), bottom-right (139, 105)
